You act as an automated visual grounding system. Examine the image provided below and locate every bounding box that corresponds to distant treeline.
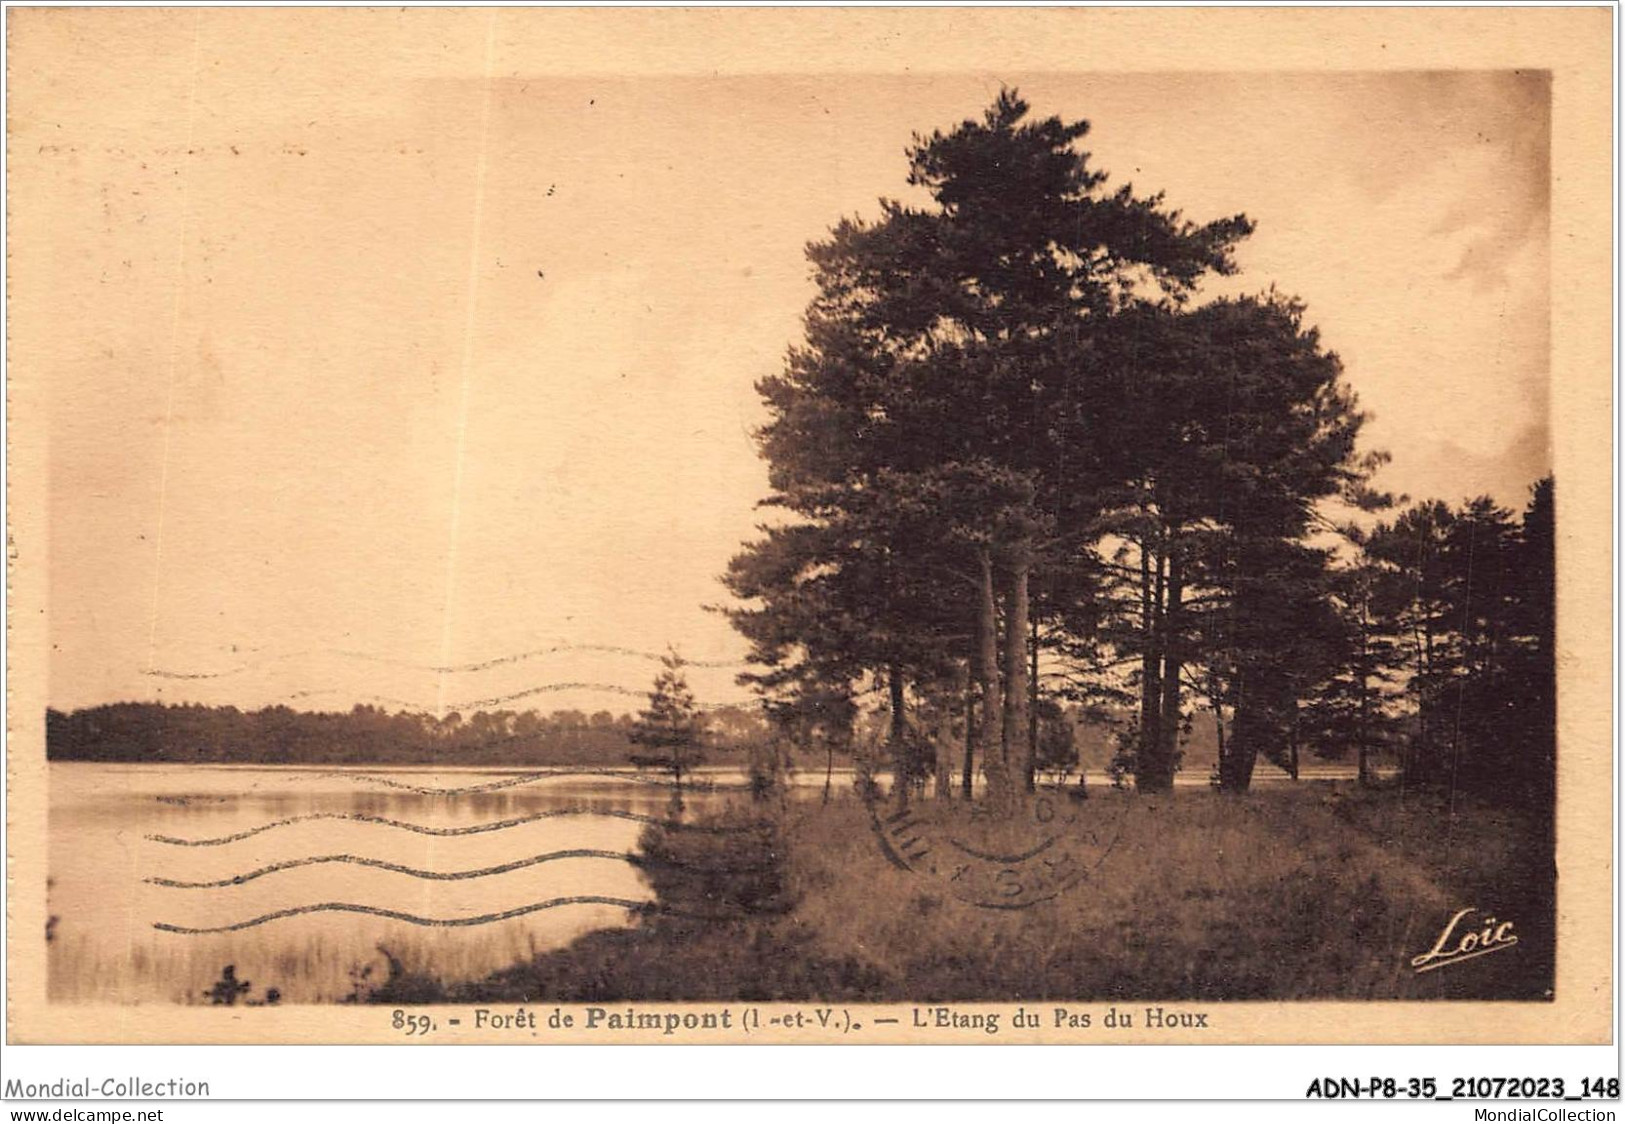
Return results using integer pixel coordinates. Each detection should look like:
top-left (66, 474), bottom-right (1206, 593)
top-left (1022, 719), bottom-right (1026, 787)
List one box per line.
top-left (45, 702), bottom-right (774, 767)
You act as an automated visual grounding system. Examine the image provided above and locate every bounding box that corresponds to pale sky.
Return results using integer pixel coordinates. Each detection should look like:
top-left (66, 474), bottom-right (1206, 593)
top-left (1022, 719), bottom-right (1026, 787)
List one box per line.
top-left (15, 13), bottom-right (1550, 714)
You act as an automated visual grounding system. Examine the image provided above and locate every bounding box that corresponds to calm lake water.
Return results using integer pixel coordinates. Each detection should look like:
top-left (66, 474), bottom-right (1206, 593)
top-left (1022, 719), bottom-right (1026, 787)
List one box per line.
top-left (48, 758), bottom-right (1358, 1004)
top-left (47, 763), bottom-right (763, 1004)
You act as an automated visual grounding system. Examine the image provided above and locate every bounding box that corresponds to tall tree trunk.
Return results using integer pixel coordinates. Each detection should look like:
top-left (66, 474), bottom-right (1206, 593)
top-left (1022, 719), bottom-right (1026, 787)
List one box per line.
top-left (1002, 544), bottom-right (1032, 800)
top-left (1137, 510), bottom-right (1163, 792)
top-left (1356, 597), bottom-right (1372, 786)
top-left (823, 738), bottom-right (834, 805)
top-left (1287, 703), bottom-right (1300, 780)
top-left (1421, 614), bottom-right (1435, 761)
top-left (1207, 664), bottom-right (1227, 787)
top-left (976, 544), bottom-right (1010, 807)
top-left (1356, 720), bottom-right (1370, 785)
top-left (935, 664), bottom-right (961, 801)
top-left (1027, 613), bottom-right (1040, 792)
top-left (1225, 668), bottom-right (1261, 792)
top-left (961, 657), bottom-right (976, 799)
top-left (934, 715), bottom-right (953, 801)
top-left (1150, 542), bottom-right (1189, 789)
top-left (888, 663), bottom-right (908, 809)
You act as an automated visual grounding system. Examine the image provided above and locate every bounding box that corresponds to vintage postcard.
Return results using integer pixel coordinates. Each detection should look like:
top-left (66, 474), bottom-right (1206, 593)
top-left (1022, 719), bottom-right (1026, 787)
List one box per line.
top-left (5, 6), bottom-right (1614, 1051)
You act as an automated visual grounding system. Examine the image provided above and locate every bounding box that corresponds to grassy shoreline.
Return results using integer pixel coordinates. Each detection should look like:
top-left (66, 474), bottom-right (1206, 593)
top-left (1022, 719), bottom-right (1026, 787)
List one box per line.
top-left (367, 784), bottom-right (1554, 1004)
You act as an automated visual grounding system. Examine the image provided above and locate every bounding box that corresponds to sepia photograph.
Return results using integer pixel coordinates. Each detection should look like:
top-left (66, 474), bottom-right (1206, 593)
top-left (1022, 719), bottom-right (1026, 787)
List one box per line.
top-left (4, 5), bottom-right (1613, 1058)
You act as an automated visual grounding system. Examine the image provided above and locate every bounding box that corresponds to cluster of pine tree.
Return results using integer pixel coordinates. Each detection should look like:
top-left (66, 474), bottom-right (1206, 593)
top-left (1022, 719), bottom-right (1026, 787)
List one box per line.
top-left (722, 93), bottom-right (1554, 812)
top-left (1322, 480), bottom-right (1556, 807)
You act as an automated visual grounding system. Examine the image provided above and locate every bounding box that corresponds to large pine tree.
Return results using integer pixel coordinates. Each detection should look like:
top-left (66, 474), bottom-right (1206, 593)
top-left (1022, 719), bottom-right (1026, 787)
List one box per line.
top-left (727, 91), bottom-right (1251, 810)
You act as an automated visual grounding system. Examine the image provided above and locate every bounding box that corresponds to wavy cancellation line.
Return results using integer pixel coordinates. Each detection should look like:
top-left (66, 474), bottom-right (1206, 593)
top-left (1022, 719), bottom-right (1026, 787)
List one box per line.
top-left (145, 848), bottom-right (772, 888)
top-left (276, 681), bottom-right (750, 714)
top-left (313, 768), bottom-right (750, 796)
top-left (332, 644), bottom-right (751, 674)
top-left (152, 895), bottom-right (676, 934)
top-left (283, 681), bottom-right (646, 711)
top-left (145, 808), bottom-right (756, 847)
top-left (143, 642), bottom-right (750, 681)
top-left (145, 848), bottom-right (636, 887)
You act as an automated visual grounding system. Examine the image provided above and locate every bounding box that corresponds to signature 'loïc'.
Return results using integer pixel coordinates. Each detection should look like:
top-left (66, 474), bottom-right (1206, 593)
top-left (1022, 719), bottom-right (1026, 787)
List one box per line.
top-left (1410, 908), bottom-right (1519, 974)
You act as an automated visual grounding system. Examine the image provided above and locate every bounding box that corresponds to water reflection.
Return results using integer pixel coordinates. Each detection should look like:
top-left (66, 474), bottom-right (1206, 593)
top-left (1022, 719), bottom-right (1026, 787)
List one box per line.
top-left (47, 763), bottom-right (749, 1005)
